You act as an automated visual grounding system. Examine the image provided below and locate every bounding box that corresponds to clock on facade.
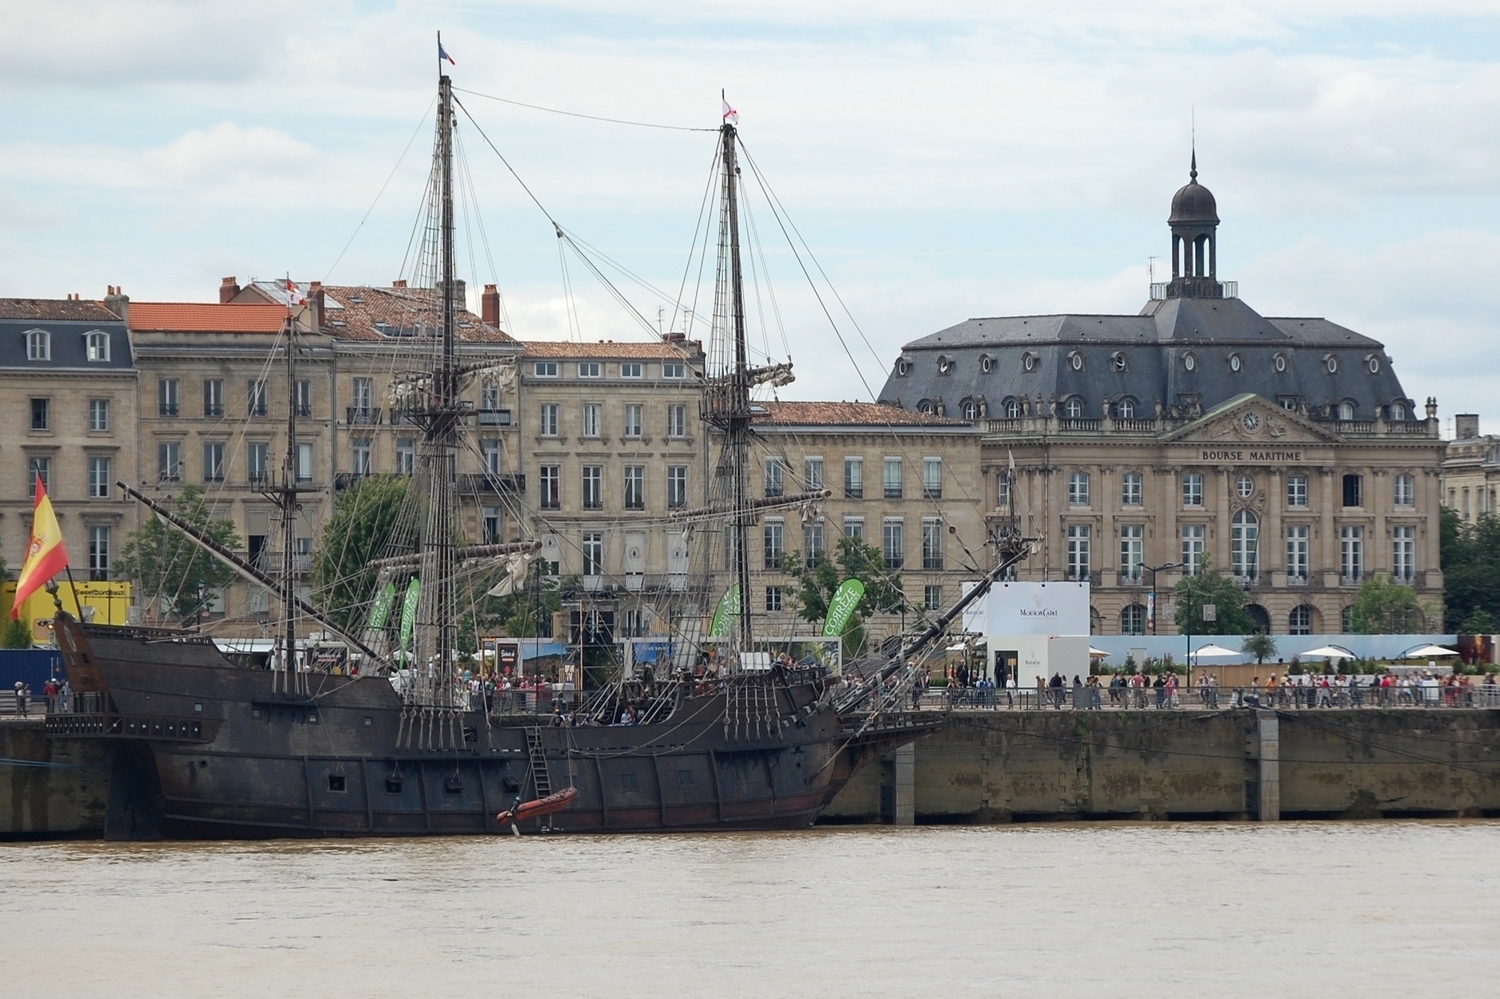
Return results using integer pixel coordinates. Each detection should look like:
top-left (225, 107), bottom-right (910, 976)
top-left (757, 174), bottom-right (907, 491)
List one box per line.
top-left (1242, 411), bottom-right (1261, 432)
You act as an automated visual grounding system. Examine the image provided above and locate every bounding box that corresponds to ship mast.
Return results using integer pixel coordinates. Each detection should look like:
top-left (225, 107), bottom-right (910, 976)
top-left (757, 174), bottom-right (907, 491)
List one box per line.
top-left (721, 117), bottom-right (754, 650)
top-left (263, 306), bottom-right (311, 695)
top-left (409, 38), bottom-right (461, 703)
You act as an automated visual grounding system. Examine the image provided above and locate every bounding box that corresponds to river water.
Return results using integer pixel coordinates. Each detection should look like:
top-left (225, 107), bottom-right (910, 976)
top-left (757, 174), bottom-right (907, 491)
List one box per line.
top-left (4, 821), bottom-right (1496, 998)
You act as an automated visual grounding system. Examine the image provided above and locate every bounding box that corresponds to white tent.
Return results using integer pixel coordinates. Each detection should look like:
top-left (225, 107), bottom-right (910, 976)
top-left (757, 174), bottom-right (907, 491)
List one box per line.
top-left (1299, 645), bottom-right (1357, 660)
top-left (1400, 644), bottom-right (1459, 658)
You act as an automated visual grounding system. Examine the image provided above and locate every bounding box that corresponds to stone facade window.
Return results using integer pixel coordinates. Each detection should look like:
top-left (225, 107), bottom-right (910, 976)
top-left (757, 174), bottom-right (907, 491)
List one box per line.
top-left (1121, 472), bottom-right (1142, 505)
top-left (1182, 472), bottom-right (1203, 507)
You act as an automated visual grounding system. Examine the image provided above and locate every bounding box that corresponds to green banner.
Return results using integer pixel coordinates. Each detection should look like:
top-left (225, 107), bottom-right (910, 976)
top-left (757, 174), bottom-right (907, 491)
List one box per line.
top-left (367, 581), bottom-right (398, 633)
top-left (398, 578), bottom-right (421, 660)
top-left (822, 578), bottom-right (866, 637)
top-left (709, 584), bottom-right (741, 638)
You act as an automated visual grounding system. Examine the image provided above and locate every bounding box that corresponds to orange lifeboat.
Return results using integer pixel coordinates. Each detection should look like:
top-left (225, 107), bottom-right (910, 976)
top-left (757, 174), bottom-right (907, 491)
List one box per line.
top-left (496, 785), bottom-right (577, 827)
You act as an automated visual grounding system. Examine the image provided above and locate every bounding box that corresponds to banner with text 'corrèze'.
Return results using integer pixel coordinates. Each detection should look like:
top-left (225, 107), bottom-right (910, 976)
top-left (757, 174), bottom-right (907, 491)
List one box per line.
top-left (709, 585), bottom-right (741, 638)
top-left (822, 579), bottom-right (865, 637)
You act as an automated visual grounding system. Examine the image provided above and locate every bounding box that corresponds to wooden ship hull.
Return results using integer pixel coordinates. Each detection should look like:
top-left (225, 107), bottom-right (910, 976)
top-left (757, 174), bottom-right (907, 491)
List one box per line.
top-left (48, 618), bottom-right (927, 839)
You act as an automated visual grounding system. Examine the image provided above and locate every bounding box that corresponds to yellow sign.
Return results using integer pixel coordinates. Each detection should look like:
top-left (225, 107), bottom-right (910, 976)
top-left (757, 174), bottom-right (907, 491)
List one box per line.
top-left (0, 580), bottom-right (132, 644)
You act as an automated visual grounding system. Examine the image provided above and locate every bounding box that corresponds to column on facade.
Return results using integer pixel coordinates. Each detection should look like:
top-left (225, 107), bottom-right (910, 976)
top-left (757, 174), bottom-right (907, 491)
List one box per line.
top-left (1319, 467), bottom-right (1338, 587)
top-left (1266, 470), bottom-right (1283, 591)
top-left (1371, 464), bottom-right (1388, 577)
top-left (1214, 466), bottom-right (1232, 572)
top-left (1158, 465), bottom-right (1178, 635)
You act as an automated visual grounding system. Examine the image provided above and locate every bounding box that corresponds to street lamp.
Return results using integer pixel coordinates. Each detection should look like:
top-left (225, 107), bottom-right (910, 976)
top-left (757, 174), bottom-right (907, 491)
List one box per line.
top-left (1136, 562), bottom-right (1180, 638)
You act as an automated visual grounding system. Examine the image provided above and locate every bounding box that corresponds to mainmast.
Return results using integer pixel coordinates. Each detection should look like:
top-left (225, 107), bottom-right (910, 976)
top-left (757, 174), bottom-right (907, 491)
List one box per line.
top-left (262, 307), bottom-right (312, 695)
top-left (408, 37), bottom-right (461, 704)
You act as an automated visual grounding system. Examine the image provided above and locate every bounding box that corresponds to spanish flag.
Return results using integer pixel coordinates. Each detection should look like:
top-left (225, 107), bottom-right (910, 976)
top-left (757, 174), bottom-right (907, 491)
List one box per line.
top-left (12, 477), bottom-right (69, 619)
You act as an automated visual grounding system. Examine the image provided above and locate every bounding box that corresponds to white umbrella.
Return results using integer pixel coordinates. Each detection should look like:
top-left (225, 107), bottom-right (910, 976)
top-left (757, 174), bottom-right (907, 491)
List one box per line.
top-left (1088, 647), bottom-right (1110, 658)
top-left (1401, 644), bottom-right (1459, 658)
top-left (1299, 645), bottom-right (1356, 660)
top-left (1193, 644), bottom-right (1239, 657)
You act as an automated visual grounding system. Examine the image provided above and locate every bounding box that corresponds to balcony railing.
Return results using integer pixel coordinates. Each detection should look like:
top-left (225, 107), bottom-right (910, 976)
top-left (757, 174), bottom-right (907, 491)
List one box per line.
top-left (346, 407), bottom-right (382, 425)
top-left (477, 409), bottom-right (511, 426)
top-left (456, 472), bottom-right (525, 494)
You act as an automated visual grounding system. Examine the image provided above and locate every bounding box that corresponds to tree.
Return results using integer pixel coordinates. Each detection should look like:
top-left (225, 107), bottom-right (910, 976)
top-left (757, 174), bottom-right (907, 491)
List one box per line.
top-left (1460, 607), bottom-right (1498, 635)
top-left (0, 552), bottom-right (30, 647)
top-left (1172, 560), bottom-right (1253, 635)
top-left (1441, 507), bottom-right (1500, 630)
top-left (117, 485), bottom-right (241, 624)
top-left (780, 536), bottom-right (905, 657)
top-left (1241, 632), bottom-right (1277, 665)
top-left (482, 562), bottom-right (569, 638)
top-left (312, 475), bottom-right (409, 632)
top-left (1348, 574), bottom-right (1431, 634)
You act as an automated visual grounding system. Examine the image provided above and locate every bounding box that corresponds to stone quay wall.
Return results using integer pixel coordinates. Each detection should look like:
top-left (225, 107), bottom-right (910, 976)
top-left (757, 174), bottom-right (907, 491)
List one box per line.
top-left (823, 709), bottom-right (1500, 823)
top-left (1, 719), bottom-right (109, 839)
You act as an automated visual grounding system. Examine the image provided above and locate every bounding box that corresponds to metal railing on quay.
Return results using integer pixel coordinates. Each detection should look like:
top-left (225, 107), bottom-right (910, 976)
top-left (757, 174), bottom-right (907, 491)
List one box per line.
top-left (920, 682), bottom-right (1500, 712)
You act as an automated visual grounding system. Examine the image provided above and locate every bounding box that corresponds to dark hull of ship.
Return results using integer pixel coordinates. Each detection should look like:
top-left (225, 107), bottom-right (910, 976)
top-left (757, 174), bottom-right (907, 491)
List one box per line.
top-left (50, 621), bottom-right (890, 840)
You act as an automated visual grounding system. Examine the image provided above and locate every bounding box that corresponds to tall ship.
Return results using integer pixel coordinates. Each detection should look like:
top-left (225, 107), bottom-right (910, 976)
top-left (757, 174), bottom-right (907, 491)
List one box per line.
top-left (45, 53), bottom-right (1031, 839)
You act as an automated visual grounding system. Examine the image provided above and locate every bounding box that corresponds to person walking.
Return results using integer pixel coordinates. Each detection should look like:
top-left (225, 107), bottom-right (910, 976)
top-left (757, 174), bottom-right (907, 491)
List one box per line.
top-left (14, 681), bottom-right (29, 718)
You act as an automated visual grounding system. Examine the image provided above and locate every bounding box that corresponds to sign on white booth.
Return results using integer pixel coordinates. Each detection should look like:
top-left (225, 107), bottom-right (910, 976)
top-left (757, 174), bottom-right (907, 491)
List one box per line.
top-left (968, 582), bottom-right (1092, 688)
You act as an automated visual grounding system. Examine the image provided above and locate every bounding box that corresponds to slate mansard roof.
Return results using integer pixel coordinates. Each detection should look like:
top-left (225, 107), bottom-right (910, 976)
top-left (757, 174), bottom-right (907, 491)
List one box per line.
top-left (0, 299), bottom-right (133, 370)
top-left (879, 295), bottom-right (1413, 422)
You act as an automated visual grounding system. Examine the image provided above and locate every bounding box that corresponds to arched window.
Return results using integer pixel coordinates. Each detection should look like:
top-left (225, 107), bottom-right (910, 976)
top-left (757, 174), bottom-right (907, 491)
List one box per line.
top-left (1063, 397), bottom-right (1085, 419)
top-left (1246, 604), bottom-right (1270, 633)
top-left (1002, 396), bottom-right (1021, 419)
top-left (1389, 401), bottom-right (1406, 421)
top-left (916, 399), bottom-right (934, 414)
top-left (1338, 401), bottom-right (1355, 421)
top-left (1121, 604), bottom-right (1146, 636)
top-left (1116, 397), bottom-right (1136, 419)
top-left (1289, 605), bottom-right (1313, 635)
top-left (1231, 509), bottom-right (1259, 579)
top-left (85, 330), bottom-right (110, 363)
top-left (25, 329), bottom-right (50, 361)
top-left (959, 398), bottom-right (978, 420)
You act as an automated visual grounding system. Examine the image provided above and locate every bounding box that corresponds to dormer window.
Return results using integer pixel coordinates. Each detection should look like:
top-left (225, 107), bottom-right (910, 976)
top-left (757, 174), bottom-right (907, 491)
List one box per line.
top-left (1067, 351), bottom-right (1083, 372)
top-left (1111, 352), bottom-right (1127, 372)
top-left (1063, 397), bottom-right (1085, 419)
top-left (25, 329), bottom-right (49, 361)
top-left (1325, 354), bottom-right (1339, 374)
top-left (979, 354), bottom-right (993, 373)
top-left (1390, 401), bottom-right (1407, 421)
top-left (937, 355), bottom-right (952, 374)
top-left (960, 398), bottom-right (978, 420)
top-left (1366, 354), bottom-right (1380, 374)
top-left (1338, 401), bottom-right (1356, 421)
top-left (1182, 352), bottom-right (1196, 372)
top-left (1022, 352), bottom-right (1036, 373)
top-left (896, 358), bottom-right (911, 376)
top-left (1228, 353), bottom-right (1241, 372)
top-left (85, 330), bottom-right (110, 362)
top-left (578, 361), bottom-right (601, 378)
top-left (1273, 353), bottom-right (1287, 373)
top-left (916, 398), bottom-right (935, 414)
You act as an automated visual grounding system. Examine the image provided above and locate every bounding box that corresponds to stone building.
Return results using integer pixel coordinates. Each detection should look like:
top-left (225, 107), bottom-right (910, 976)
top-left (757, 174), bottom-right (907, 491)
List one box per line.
top-left (516, 339), bottom-right (707, 642)
top-left (744, 401), bottom-right (985, 649)
top-left (0, 295), bottom-right (140, 589)
top-left (127, 278), bottom-right (520, 634)
top-left (1441, 414), bottom-right (1499, 523)
top-left (879, 160), bottom-right (1446, 636)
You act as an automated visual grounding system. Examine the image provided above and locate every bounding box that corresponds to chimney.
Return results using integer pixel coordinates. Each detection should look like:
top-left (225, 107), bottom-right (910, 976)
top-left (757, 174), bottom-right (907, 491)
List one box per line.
top-left (103, 285), bottom-right (129, 325)
top-left (1455, 413), bottom-right (1479, 439)
top-left (219, 276), bottom-right (240, 303)
top-left (309, 281), bottom-right (325, 329)
top-left (450, 279), bottom-right (466, 308)
top-left (392, 279), bottom-right (407, 289)
top-left (481, 283), bottom-right (500, 325)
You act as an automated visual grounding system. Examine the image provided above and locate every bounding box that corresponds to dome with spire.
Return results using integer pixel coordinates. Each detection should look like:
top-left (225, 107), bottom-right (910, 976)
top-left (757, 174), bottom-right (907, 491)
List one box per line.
top-left (1169, 152), bottom-right (1218, 224)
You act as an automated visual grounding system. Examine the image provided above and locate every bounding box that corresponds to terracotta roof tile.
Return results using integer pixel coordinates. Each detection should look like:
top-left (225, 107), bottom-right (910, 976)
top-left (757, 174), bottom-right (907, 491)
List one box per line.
top-left (319, 285), bottom-right (514, 343)
top-left (129, 302), bottom-right (289, 333)
top-left (522, 339), bottom-right (703, 360)
top-left (753, 401), bottom-right (971, 427)
top-left (0, 299), bottom-right (123, 323)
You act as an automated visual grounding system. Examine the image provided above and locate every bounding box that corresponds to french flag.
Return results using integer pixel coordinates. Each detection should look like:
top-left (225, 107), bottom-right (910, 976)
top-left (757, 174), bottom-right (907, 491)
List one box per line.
top-left (439, 41), bottom-right (455, 65)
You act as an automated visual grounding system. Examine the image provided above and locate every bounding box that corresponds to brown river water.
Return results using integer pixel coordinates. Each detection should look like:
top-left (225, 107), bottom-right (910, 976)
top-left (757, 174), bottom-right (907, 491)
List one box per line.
top-left (3, 821), bottom-right (1497, 999)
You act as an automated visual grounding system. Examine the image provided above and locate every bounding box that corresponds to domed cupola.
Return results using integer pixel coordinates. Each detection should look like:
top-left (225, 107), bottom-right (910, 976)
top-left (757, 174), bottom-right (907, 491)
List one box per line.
top-left (1166, 150), bottom-right (1224, 299)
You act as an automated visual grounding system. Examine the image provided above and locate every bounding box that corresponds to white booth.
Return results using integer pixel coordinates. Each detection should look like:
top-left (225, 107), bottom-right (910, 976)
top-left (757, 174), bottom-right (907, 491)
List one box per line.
top-left (965, 581), bottom-right (1092, 687)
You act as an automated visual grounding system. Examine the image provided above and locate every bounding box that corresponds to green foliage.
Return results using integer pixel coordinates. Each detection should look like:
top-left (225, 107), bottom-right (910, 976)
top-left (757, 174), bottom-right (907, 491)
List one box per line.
top-left (1122, 653), bottom-right (1138, 674)
top-left (1443, 508), bottom-right (1500, 631)
top-left (312, 475), bottom-right (409, 631)
top-left (781, 536), bottom-right (905, 658)
top-left (117, 485), bottom-right (241, 624)
top-left (1348, 574), bottom-right (1431, 634)
top-left (1172, 561), bottom-right (1253, 635)
top-left (1459, 607), bottom-right (1498, 635)
top-left (1241, 632), bottom-right (1277, 664)
top-left (3, 616), bottom-right (33, 648)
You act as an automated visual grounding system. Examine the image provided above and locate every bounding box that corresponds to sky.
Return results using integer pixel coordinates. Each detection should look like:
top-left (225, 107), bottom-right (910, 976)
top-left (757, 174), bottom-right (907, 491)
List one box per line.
top-left (4, 0), bottom-right (1500, 431)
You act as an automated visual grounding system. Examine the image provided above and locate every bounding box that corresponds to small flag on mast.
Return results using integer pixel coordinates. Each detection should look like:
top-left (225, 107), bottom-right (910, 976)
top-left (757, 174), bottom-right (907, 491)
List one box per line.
top-left (439, 41), bottom-right (456, 65)
top-left (722, 98), bottom-right (738, 125)
top-left (12, 477), bottom-right (69, 619)
top-left (284, 278), bottom-right (306, 306)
